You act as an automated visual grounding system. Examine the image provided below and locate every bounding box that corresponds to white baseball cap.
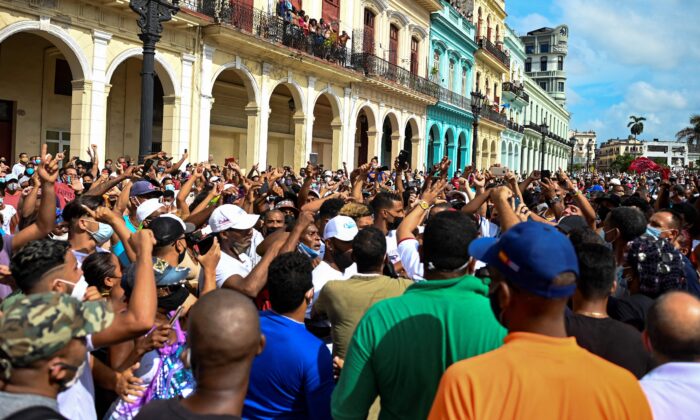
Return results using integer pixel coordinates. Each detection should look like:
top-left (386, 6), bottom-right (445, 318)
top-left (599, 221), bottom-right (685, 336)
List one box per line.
top-left (136, 198), bottom-right (165, 224)
top-left (609, 178), bottom-right (621, 186)
top-left (208, 204), bottom-right (259, 233)
top-left (323, 215), bottom-right (359, 242)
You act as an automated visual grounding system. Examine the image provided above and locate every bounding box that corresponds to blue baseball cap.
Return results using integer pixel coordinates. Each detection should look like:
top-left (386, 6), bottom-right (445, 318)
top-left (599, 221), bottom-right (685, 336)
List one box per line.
top-left (469, 222), bottom-right (579, 299)
top-left (130, 180), bottom-right (162, 198)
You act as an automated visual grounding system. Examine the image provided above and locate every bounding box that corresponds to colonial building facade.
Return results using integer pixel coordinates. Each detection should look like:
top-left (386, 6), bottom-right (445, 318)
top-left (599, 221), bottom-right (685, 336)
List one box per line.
top-left (570, 130), bottom-right (597, 169)
top-left (0, 0), bottom-right (442, 171)
top-left (521, 25), bottom-right (568, 107)
top-left (426, 0), bottom-right (477, 173)
top-left (499, 23), bottom-right (527, 173)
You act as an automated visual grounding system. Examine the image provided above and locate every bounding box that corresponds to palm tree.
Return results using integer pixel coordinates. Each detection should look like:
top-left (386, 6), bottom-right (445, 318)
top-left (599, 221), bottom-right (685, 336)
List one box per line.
top-left (676, 114), bottom-right (700, 146)
top-left (627, 115), bottom-right (646, 139)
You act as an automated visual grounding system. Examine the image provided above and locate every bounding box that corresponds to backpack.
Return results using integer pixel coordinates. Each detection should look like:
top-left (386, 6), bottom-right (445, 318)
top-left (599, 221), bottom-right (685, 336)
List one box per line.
top-left (5, 405), bottom-right (67, 420)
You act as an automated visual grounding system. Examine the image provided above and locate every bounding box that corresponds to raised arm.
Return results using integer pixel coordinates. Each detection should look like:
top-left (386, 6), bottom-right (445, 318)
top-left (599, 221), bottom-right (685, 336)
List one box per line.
top-left (397, 179), bottom-right (445, 242)
top-left (166, 150), bottom-right (188, 175)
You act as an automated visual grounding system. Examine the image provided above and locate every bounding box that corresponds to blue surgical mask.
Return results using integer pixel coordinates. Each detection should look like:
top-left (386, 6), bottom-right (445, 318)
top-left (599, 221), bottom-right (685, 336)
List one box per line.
top-left (298, 242), bottom-right (320, 259)
top-left (646, 225), bottom-right (662, 239)
top-left (165, 184), bottom-right (175, 192)
top-left (87, 222), bottom-right (114, 245)
top-left (26, 168), bottom-right (35, 175)
top-left (0, 177), bottom-right (5, 183)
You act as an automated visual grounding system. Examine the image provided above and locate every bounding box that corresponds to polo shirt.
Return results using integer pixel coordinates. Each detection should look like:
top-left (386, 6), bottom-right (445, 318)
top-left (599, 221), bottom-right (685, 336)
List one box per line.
top-left (211, 251), bottom-right (252, 288)
top-left (244, 311), bottom-right (334, 420)
top-left (429, 332), bottom-right (652, 420)
top-left (314, 273), bottom-right (413, 358)
top-left (641, 362), bottom-right (700, 420)
top-left (331, 275), bottom-right (506, 420)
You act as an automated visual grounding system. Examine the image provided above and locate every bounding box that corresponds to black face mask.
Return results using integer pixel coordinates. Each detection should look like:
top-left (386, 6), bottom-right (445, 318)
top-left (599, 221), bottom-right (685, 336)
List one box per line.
top-left (158, 285), bottom-right (190, 312)
top-left (178, 248), bottom-right (187, 264)
top-left (387, 216), bottom-right (404, 231)
top-left (83, 183), bottom-right (92, 191)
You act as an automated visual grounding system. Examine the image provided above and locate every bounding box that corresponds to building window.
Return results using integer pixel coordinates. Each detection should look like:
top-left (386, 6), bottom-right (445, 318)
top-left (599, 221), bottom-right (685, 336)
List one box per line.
top-left (525, 59), bottom-right (531, 72)
top-left (462, 67), bottom-right (468, 97)
top-left (448, 60), bottom-right (455, 91)
top-left (539, 81), bottom-right (547, 90)
top-left (540, 56), bottom-right (548, 71)
top-left (526, 44), bottom-right (534, 54)
top-left (54, 59), bottom-right (72, 96)
top-left (558, 82), bottom-right (565, 92)
top-left (540, 43), bottom-right (549, 53)
top-left (557, 56), bottom-right (564, 71)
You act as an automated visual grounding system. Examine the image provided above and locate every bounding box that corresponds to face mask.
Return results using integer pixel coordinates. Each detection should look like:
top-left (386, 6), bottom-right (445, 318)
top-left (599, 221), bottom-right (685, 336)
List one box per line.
top-left (646, 225), bottom-right (662, 239)
top-left (298, 242), bottom-right (320, 259)
top-left (165, 184), bottom-right (175, 192)
top-left (178, 246), bottom-right (187, 265)
top-left (157, 285), bottom-right (190, 312)
top-left (158, 167), bottom-right (165, 173)
top-left (54, 276), bottom-right (88, 300)
top-left (6, 183), bottom-right (18, 192)
top-left (49, 232), bottom-right (69, 241)
top-left (58, 359), bottom-right (86, 390)
top-left (83, 183), bottom-right (92, 191)
top-left (86, 221), bottom-right (114, 245)
top-left (35, 159), bottom-right (41, 165)
top-left (0, 177), bottom-right (5, 183)
top-left (387, 216), bottom-right (404, 231)
top-left (66, 175), bottom-right (72, 184)
top-left (26, 168), bottom-right (35, 176)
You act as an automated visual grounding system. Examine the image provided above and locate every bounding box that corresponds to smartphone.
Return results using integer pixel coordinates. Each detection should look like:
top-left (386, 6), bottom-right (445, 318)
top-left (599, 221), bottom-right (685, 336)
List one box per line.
top-left (169, 305), bottom-right (185, 327)
top-left (309, 153), bottom-right (318, 166)
top-left (143, 158), bottom-right (155, 174)
top-left (189, 225), bottom-right (212, 243)
top-left (490, 166), bottom-right (507, 177)
top-left (184, 148), bottom-right (188, 154)
top-left (397, 149), bottom-right (409, 170)
top-left (541, 170), bottom-right (552, 180)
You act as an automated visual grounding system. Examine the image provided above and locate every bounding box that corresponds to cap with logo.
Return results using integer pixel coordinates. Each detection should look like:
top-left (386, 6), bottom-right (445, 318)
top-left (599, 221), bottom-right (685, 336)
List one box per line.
top-left (275, 200), bottom-right (299, 214)
top-left (0, 292), bottom-right (113, 378)
top-left (323, 215), bottom-right (359, 242)
top-left (136, 198), bottom-right (165, 224)
top-left (208, 204), bottom-right (260, 233)
top-left (130, 180), bottom-right (163, 198)
top-left (469, 222), bottom-right (579, 299)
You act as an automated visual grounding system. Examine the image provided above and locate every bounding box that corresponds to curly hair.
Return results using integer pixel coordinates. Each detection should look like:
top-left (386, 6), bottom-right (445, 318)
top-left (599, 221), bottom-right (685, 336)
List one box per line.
top-left (339, 202), bottom-right (372, 219)
top-left (626, 235), bottom-right (686, 298)
top-left (10, 239), bottom-right (70, 293)
top-left (267, 252), bottom-right (313, 314)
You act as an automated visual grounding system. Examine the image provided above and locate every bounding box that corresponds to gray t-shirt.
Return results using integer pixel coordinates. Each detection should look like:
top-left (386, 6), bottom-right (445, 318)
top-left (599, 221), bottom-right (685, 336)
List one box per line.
top-left (0, 390), bottom-right (60, 418)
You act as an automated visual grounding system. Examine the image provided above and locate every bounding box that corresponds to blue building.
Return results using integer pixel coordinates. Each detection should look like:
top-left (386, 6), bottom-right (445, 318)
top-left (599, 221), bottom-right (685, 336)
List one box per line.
top-left (426, 1), bottom-right (478, 174)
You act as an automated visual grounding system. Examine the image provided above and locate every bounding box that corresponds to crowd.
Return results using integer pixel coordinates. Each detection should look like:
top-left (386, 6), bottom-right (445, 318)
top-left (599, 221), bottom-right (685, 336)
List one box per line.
top-left (1, 144), bottom-right (700, 420)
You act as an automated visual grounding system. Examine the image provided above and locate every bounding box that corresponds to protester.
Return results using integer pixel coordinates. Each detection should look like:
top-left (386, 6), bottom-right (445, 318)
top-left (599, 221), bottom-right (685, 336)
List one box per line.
top-left (429, 222), bottom-right (652, 419)
top-left (332, 211), bottom-right (506, 420)
top-left (640, 291), bottom-right (700, 420)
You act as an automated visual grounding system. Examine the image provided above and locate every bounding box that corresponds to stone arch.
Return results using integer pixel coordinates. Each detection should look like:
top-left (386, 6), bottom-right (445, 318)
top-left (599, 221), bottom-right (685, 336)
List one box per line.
top-left (106, 47), bottom-right (178, 97)
top-left (0, 18), bottom-right (90, 81)
top-left (427, 123), bottom-right (441, 168)
top-left (312, 91), bottom-right (343, 168)
top-left (314, 90), bottom-right (342, 124)
top-left (404, 117), bottom-right (420, 168)
top-left (208, 60), bottom-right (260, 106)
top-left (268, 80), bottom-right (305, 117)
top-left (354, 104), bottom-right (378, 167)
top-left (381, 111), bottom-right (401, 167)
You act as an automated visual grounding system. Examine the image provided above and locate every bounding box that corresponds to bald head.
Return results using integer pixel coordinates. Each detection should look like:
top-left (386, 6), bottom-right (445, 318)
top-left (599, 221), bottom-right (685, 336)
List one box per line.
top-left (188, 289), bottom-right (264, 373)
top-left (647, 291), bottom-right (700, 362)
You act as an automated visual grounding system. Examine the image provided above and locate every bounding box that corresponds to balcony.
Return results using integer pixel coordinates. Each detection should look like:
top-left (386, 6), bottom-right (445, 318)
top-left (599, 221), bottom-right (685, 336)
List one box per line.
top-left (506, 120), bottom-right (525, 133)
top-left (185, 1), bottom-right (350, 66)
top-left (438, 87), bottom-right (472, 110)
top-left (524, 123), bottom-right (571, 146)
top-left (476, 36), bottom-right (510, 70)
top-left (351, 53), bottom-right (440, 99)
top-left (479, 104), bottom-right (508, 126)
top-left (502, 81), bottom-right (529, 104)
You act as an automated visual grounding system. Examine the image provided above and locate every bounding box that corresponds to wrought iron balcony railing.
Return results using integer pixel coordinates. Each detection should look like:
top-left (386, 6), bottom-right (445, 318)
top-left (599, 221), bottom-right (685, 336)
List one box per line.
top-left (184, 1), bottom-right (350, 66)
top-left (502, 81), bottom-right (529, 103)
top-left (351, 53), bottom-right (439, 98)
top-left (479, 106), bottom-right (508, 126)
top-left (506, 119), bottom-right (525, 133)
top-left (477, 36), bottom-right (510, 69)
top-left (438, 87), bottom-right (471, 110)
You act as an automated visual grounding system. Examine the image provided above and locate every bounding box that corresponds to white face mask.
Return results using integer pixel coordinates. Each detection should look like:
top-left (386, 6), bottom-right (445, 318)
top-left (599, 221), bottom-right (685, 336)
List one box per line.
top-left (61, 359), bottom-right (87, 390)
top-left (49, 232), bottom-right (69, 241)
top-left (55, 276), bottom-right (89, 300)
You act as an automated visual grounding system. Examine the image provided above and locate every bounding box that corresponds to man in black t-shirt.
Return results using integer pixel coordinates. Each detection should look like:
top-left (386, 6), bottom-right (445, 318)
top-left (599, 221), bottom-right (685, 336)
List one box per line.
top-left (567, 243), bottom-right (654, 378)
top-left (135, 289), bottom-right (265, 420)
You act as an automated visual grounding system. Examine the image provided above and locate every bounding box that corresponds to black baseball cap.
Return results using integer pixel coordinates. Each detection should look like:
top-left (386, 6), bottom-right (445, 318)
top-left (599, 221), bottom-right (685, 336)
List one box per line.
top-left (149, 215), bottom-right (195, 247)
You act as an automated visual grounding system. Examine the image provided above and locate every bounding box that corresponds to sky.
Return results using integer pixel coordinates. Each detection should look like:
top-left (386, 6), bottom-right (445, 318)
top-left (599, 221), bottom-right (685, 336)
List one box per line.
top-left (506, 0), bottom-right (700, 145)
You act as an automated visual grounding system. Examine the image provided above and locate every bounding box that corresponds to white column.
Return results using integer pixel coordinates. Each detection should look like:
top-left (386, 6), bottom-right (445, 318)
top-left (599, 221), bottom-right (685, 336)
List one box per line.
top-left (342, 88), bottom-right (355, 169)
top-left (90, 30), bottom-right (112, 168)
top-left (179, 53), bottom-right (196, 155)
top-left (196, 45), bottom-right (215, 162)
top-left (304, 76), bottom-right (317, 162)
top-left (257, 62), bottom-right (272, 169)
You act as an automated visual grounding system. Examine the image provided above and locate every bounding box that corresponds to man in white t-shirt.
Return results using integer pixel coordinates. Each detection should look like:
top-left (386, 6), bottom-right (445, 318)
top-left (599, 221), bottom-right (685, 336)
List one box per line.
top-left (207, 204), bottom-right (260, 289)
top-left (307, 216), bottom-right (358, 328)
top-left (0, 196), bottom-right (17, 234)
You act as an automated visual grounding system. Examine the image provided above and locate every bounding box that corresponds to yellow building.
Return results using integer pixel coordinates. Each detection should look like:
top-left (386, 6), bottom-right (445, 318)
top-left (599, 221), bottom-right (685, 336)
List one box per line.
top-left (472, 0), bottom-right (509, 169)
top-left (0, 0), bottom-right (441, 171)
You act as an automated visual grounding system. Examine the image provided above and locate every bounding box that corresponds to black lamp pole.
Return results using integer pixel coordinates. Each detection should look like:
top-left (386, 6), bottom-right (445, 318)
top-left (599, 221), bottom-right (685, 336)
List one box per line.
top-left (539, 120), bottom-right (548, 172)
top-left (470, 91), bottom-right (484, 168)
top-left (569, 137), bottom-right (575, 171)
top-left (130, 0), bottom-right (179, 163)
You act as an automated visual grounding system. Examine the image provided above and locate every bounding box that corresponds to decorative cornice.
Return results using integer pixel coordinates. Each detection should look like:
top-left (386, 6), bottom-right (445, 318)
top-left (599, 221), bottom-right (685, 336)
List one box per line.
top-left (409, 24), bottom-right (429, 40)
top-left (387, 10), bottom-right (410, 27)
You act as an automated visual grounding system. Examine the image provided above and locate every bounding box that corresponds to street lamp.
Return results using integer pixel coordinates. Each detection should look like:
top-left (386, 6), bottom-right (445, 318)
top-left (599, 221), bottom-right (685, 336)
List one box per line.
top-left (470, 91), bottom-right (486, 167)
top-left (130, 0), bottom-right (180, 163)
top-left (569, 137), bottom-right (576, 171)
top-left (586, 140), bottom-right (594, 173)
top-left (539, 120), bottom-right (548, 172)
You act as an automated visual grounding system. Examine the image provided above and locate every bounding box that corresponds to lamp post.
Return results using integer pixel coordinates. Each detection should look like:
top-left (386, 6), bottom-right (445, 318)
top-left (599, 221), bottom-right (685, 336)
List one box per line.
top-left (539, 120), bottom-right (548, 172)
top-left (586, 140), bottom-right (594, 173)
top-left (130, 0), bottom-right (180, 163)
top-left (569, 137), bottom-right (576, 171)
top-left (470, 91), bottom-right (485, 168)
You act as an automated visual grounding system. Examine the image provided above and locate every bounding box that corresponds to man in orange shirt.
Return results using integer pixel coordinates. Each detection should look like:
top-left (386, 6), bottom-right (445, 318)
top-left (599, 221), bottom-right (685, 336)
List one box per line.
top-left (429, 222), bottom-right (652, 420)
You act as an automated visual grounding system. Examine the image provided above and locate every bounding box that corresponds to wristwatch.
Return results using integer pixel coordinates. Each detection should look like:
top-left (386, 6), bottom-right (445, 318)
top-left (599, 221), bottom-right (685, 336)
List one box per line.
top-left (418, 200), bottom-right (430, 210)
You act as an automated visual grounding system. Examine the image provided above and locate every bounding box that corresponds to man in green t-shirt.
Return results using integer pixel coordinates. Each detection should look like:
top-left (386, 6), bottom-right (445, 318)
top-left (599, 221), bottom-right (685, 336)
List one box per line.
top-left (332, 211), bottom-right (507, 420)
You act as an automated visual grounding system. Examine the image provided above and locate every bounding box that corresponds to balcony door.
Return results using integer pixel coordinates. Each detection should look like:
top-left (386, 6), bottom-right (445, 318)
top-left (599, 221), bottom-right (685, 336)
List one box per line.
top-left (389, 25), bottom-right (399, 65)
top-left (410, 37), bottom-right (419, 74)
top-left (363, 9), bottom-right (375, 54)
top-left (322, 0), bottom-right (340, 26)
